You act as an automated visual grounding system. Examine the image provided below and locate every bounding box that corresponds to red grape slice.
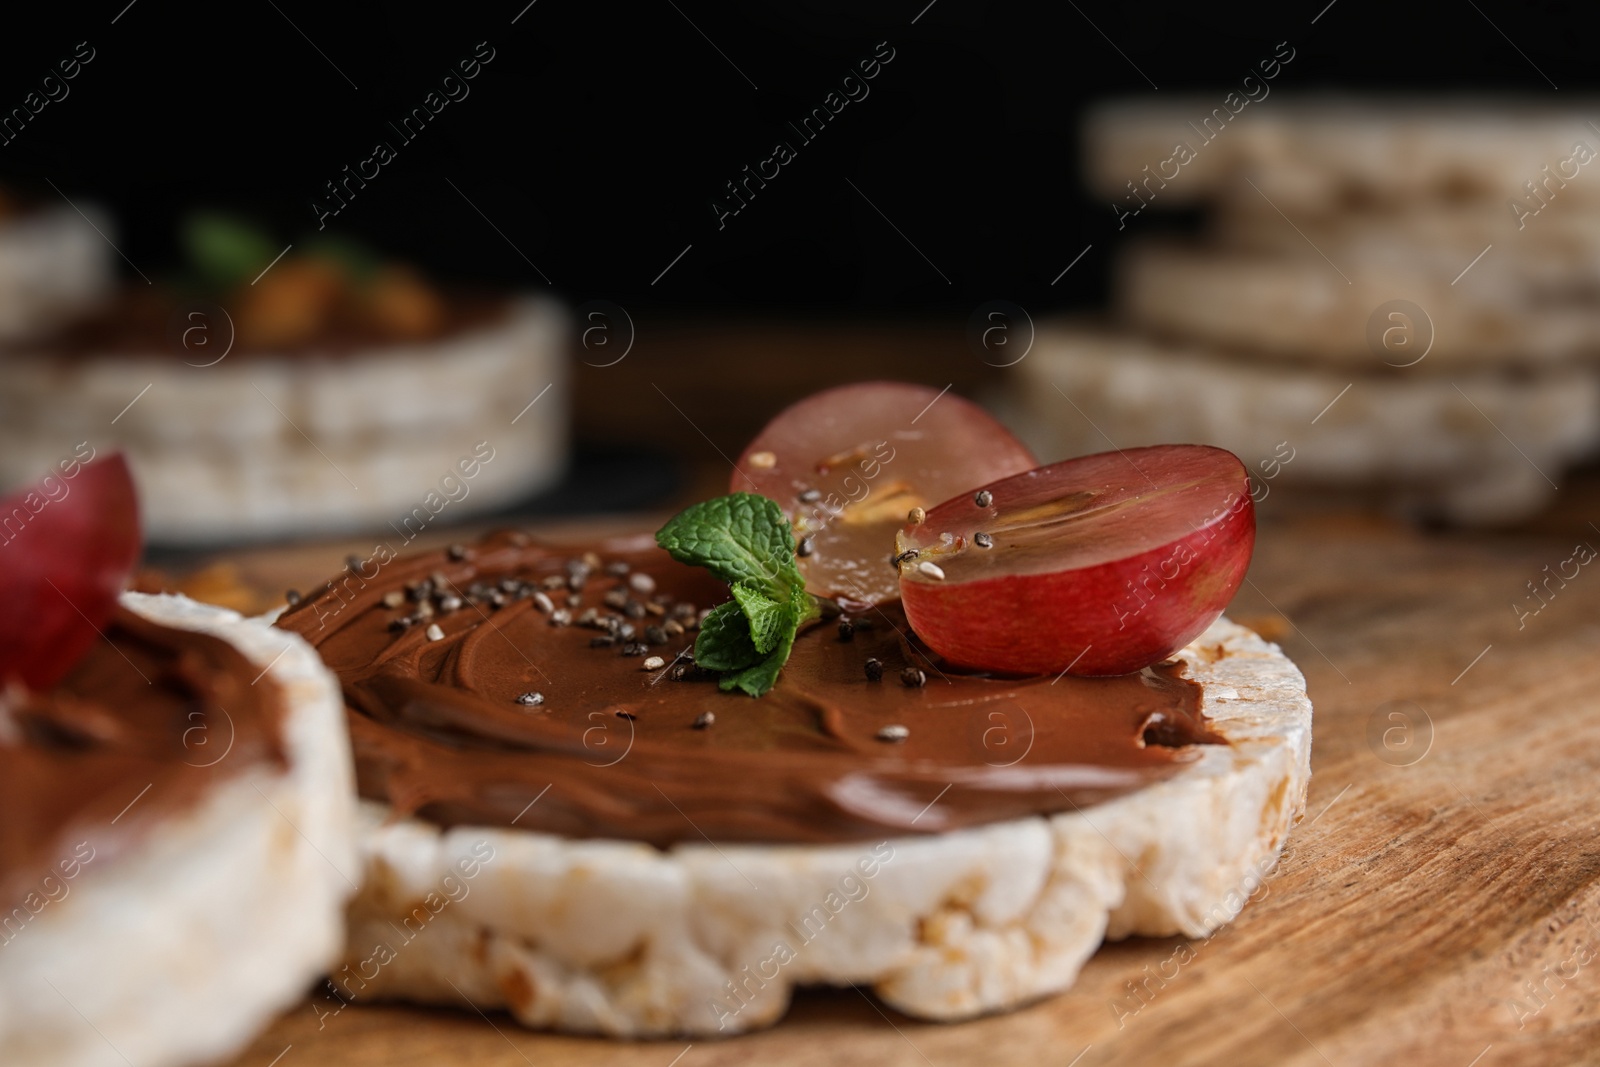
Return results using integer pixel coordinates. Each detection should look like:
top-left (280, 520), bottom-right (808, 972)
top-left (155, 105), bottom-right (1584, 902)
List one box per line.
top-left (732, 382), bottom-right (1037, 606)
top-left (895, 445), bottom-right (1254, 676)
top-left (0, 453), bottom-right (142, 690)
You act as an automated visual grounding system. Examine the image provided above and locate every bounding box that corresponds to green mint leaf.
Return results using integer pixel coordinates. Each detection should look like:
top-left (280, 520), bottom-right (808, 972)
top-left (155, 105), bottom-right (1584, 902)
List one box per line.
top-left (183, 212), bottom-right (279, 291)
top-left (719, 628), bottom-right (796, 697)
top-left (656, 493), bottom-right (797, 594)
top-left (658, 492), bottom-right (819, 698)
top-left (693, 601), bottom-right (760, 671)
top-left (730, 581), bottom-right (787, 655)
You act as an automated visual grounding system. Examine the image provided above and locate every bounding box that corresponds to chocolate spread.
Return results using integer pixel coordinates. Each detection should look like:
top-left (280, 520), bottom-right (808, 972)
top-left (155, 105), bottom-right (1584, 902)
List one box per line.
top-left (0, 606), bottom-right (288, 910)
top-left (278, 532), bottom-right (1223, 846)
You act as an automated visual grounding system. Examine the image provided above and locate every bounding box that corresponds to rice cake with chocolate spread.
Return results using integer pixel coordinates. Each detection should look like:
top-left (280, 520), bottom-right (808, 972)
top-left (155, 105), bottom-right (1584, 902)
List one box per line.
top-left (0, 592), bottom-right (355, 1067)
top-left (277, 532), bottom-right (1312, 1036)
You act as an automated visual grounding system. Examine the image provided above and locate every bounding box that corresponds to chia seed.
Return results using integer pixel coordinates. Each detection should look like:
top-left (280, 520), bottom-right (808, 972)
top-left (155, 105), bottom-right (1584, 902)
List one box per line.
top-left (974, 531), bottom-right (994, 549)
top-left (900, 666), bottom-right (926, 688)
top-left (864, 657), bottom-right (884, 682)
top-left (515, 692), bottom-right (544, 706)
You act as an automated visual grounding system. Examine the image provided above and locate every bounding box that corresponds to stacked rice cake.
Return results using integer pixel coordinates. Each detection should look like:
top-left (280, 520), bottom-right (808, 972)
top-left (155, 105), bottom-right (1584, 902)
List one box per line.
top-left (1021, 97), bottom-right (1600, 523)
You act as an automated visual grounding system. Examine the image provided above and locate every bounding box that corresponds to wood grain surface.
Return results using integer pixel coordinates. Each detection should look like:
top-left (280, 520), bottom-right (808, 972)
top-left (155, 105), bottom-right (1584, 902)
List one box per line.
top-left (203, 506), bottom-right (1600, 1067)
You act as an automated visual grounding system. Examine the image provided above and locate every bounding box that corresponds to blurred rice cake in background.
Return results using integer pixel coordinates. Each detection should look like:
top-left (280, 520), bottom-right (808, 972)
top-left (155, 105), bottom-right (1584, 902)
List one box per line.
top-left (1017, 96), bottom-right (1600, 524)
top-left (0, 188), bottom-right (111, 342)
top-left (0, 214), bottom-right (569, 544)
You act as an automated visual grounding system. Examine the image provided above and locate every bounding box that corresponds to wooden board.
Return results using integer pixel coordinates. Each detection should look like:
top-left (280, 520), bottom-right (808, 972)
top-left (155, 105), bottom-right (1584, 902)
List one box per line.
top-left (205, 508), bottom-right (1600, 1067)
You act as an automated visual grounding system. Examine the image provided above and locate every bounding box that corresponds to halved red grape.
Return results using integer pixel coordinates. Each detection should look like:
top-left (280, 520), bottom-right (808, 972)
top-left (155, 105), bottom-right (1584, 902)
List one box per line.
top-left (0, 454), bottom-right (142, 690)
top-left (732, 382), bottom-right (1037, 606)
top-left (894, 445), bottom-right (1254, 676)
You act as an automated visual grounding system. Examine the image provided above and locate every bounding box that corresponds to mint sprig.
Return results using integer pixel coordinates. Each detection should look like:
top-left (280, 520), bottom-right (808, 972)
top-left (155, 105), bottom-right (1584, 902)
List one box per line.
top-left (656, 493), bottom-right (818, 697)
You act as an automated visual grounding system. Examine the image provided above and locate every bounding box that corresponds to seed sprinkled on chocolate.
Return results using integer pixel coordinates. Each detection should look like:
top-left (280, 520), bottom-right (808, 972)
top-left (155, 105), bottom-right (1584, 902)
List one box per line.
top-left (577, 607), bottom-right (600, 626)
top-left (642, 655), bottom-right (666, 671)
top-left (974, 531), bottom-right (994, 549)
top-left (617, 622), bottom-right (637, 640)
top-left (437, 594), bottom-right (463, 613)
top-left (590, 635), bottom-right (617, 648)
top-left (425, 623), bottom-right (446, 642)
top-left (381, 590), bottom-right (404, 609)
top-left (693, 710), bottom-right (716, 728)
top-left (499, 578), bottom-right (521, 594)
top-left (900, 666), bottom-right (926, 688)
top-left (876, 724), bottom-right (909, 743)
top-left (616, 710), bottom-right (636, 720)
top-left (749, 451), bottom-right (777, 469)
top-left (567, 594), bottom-right (582, 608)
top-left (837, 619), bottom-right (855, 641)
top-left (864, 657), bottom-right (884, 681)
top-left (489, 591), bottom-right (509, 608)
top-left (621, 642), bottom-right (648, 656)
top-left (345, 554), bottom-right (363, 573)
top-left (447, 544), bottom-right (469, 561)
top-left (975, 489), bottom-right (993, 508)
top-left (917, 560), bottom-right (946, 580)
top-left (516, 692), bottom-right (544, 706)
top-left (605, 560), bottom-right (630, 577)
top-left (644, 601), bottom-right (667, 616)
top-left (645, 625), bottom-right (669, 645)
top-left (532, 591), bottom-right (556, 615)
top-left (624, 600), bottom-right (648, 619)
top-left (285, 589), bottom-right (303, 607)
top-left (629, 572), bottom-right (656, 595)
top-left (549, 609), bottom-right (573, 627)
top-left (604, 589), bottom-right (629, 609)
top-left (797, 535), bottom-right (815, 558)
top-left (582, 551), bottom-right (603, 570)
top-left (671, 602), bottom-right (698, 621)
top-left (388, 617), bottom-right (412, 633)
top-left (907, 506), bottom-right (926, 525)
top-left (542, 575), bottom-right (567, 591)
top-left (663, 618), bottom-right (685, 636)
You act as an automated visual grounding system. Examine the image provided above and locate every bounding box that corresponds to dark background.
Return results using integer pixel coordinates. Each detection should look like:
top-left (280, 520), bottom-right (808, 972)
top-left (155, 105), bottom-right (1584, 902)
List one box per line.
top-left (1, 0), bottom-right (1583, 319)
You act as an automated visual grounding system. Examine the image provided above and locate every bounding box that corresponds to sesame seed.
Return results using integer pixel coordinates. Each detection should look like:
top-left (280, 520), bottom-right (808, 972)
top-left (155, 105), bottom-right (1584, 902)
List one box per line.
top-left (907, 507), bottom-right (926, 525)
top-left (624, 600), bottom-right (648, 619)
top-left (437, 594), bottom-right (462, 613)
top-left (447, 544), bottom-right (469, 561)
top-left (644, 601), bottom-right (667, 616)
top-left (917, 560), bottom-right (946, 580)
top-left (285, 589), bottom-right (303, 607)
top-left (900, 667), bottom-right (926, 688)
top-left (381, 590), bottom-right (404, 609)
top-left (749, 451), bottom-right (777, 469)
top-left (693, 711), bottom-right (716, 728)
top-left (549, 609), bottom-right (573, 627)
top-left (605, 561), bottom-right (630, 577)
top-left (663, 618), bottom-right (685, 636)
top-left (644, 625), bottom-right (669, 645)
top-left (542, 575), bottom-right (567, 591)
top-left (426, 623), bottom-right (446, 642)
top-left (798, 488), bottom-right (822, 503)
top-left (516, 692), bottom-right (544, 706)
top-left (876, 724), bottom-right (909, 743)
top-left (629, 572), bottom-right (656, 595)
top-left (974, 531), bottom-right (994, 549)
top-left (975, 490), bottom-right (993, 508)
top-left (643, 655), bottom-right (666, 670)
top-left (797, 535), bottom-right (815, 558)
top-left (617, 623), bottom-right (636, 640)
top-left (864, 657), bottom-right (884, 682)
top-left (567, 594), bottom-right (582, 608)
top-left (603, 589), bottom-right (629, 609)
top-left (582, 551), bottom-right (603, 570)
top-left (532, 591), bottom-right (556, 614)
